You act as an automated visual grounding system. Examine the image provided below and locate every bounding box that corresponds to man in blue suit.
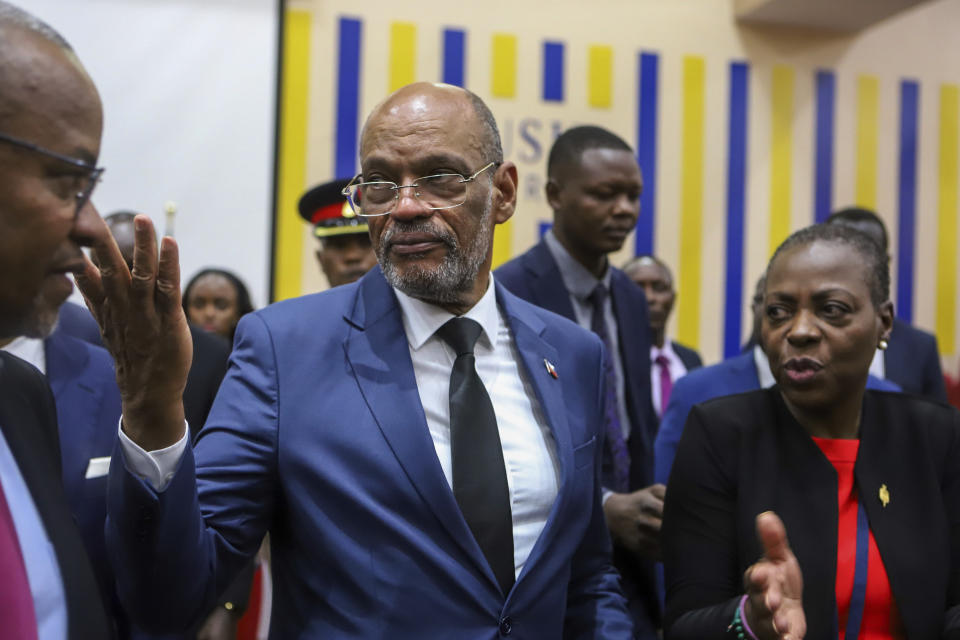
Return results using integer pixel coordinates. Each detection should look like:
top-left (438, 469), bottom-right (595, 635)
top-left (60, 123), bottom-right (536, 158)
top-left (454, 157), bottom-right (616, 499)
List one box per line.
top-left (826, 207), bottom-right (947, 402)
top-left (654, 274), bottom-right (901, 484)
top-left (83, 83), bottom-right (632, 637)
top-left (497, 126), bottom-right (662, 637)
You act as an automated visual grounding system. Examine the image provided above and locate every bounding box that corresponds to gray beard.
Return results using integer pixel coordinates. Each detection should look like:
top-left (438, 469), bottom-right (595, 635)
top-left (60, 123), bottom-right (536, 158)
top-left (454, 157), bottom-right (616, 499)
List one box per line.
top-left (378, 196), bottom-right (492, 306)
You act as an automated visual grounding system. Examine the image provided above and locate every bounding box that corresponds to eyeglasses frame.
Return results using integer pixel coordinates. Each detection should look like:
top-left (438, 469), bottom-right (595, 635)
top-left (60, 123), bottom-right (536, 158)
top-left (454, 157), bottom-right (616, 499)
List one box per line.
top-left (341, 161), bottom-right (498, 217)
top-left (0, 130), bottom-right (105, 216)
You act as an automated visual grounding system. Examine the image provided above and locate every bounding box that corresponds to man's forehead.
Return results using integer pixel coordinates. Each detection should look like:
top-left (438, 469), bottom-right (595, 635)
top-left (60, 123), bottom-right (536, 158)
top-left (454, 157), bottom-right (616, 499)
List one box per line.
top-left (0, 26), bottom-right (101, 139)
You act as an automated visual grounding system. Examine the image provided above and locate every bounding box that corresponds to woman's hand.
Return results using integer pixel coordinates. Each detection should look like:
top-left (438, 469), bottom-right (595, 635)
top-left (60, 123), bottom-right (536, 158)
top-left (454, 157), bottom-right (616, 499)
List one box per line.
top-left (742, 512), bottom-right (806, 639)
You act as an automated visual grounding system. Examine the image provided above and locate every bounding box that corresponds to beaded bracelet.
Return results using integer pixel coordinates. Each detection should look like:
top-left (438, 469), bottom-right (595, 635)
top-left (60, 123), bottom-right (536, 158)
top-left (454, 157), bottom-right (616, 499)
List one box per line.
top-left (726, 595), bottom-right (759, 640)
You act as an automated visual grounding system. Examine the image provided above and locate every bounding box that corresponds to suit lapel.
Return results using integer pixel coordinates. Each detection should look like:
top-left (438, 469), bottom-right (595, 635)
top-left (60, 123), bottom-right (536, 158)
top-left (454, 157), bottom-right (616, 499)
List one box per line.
top-left (521, 241), bottom-right (577, 320)
top-left (342, 270), bottom-right (493, 579)
top-left (496, 286), bottom-right (575, 584)
top-left (44, 331), bottom-right (97, 499)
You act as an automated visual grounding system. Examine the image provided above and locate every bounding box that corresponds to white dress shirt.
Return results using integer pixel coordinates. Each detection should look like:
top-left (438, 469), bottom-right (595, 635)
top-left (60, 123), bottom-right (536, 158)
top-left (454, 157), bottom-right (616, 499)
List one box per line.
top-left (753, 345), bottom-right (778, 389)
top-left (2, 336), bottom-right (46, 374)
top-left (543, 230), bottom-right (631, 438)
top-left (120, 276), bottom-right (560, 579)
top-left (650, 341), bottom-right (689, 417)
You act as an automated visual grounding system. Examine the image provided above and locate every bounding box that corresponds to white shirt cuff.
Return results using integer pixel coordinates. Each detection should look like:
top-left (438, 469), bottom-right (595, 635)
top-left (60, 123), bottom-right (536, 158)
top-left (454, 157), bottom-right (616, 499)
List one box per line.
top-left (117, 418), bottom-right (189, 492)
top-left (601, 488), bottom-right (614, 505)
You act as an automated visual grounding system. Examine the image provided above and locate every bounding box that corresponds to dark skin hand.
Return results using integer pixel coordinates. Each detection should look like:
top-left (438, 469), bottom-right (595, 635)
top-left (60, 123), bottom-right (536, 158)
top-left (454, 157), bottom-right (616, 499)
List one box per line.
top-left (602, 483), bottom-right (665, 560)
top-left (76, 214), bottom-right (192, 450)
top-left (743, 512), bottom-right (806, 639)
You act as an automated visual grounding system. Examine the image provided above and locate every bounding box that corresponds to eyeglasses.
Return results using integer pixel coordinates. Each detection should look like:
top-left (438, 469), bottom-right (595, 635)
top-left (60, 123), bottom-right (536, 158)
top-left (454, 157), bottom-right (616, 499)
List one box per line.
top-left (0, 131), bottom-right (104, 216)
top-left (341, 162), bottom-right (497, 217)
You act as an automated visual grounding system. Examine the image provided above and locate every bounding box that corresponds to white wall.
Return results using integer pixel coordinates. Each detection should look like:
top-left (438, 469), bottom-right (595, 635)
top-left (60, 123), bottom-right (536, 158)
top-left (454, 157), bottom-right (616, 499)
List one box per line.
top-left (26, 0), bottom-right (279, 307)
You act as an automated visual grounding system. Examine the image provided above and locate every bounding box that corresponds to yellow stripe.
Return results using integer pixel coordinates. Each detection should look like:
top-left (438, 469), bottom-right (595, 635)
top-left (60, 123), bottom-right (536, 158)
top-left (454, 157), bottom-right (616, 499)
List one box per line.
top-left (855, 75), bottom-right (879, 209)
top-left (491, 220), bottom-right (513, 269)
top-left (389, 22), bottom-right (416, 92)
top-left (588, 46), bottom-right (613, 108)
top-left (769, 64), bottom-right (794, 256)
top-left (272, 10), bottom-right (311, 302)
top-left (677, 56), bottom-right (705, 349)
top-left (936, 84), bottom-right (958, 354)
top-left (491, 34), bottom-right (517, 98)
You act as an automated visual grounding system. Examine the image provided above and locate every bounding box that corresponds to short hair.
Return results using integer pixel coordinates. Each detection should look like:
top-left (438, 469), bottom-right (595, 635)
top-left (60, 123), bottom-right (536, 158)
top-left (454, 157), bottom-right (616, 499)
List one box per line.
top-left (825, 207), bottom-right (888, 252)
top-left (0, 2), bottom-right (72, 51)
top-left (547, 126), bottom-right (632, 179)
top-left (182, 268), bottom-right (256, 328)
top-left (623, 254), bottom-right (673, 286)
top-left (768, 223), bottom-right (889, 307)
top-left (465, 89), bottom-right (503, 165)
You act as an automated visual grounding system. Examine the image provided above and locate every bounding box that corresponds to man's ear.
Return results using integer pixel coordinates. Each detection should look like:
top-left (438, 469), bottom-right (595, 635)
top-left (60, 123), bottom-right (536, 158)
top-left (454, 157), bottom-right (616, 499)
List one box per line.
top-left (878, 299), bottom-right (894, 344)
top-left (492, 161), bottom-right (518, 225)
top-left (545, 178), bottom-right (562, 213)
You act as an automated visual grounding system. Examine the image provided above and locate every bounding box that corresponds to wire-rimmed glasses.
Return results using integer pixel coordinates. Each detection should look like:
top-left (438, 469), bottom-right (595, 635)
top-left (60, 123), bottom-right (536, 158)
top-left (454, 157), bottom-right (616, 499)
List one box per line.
top-left (0, 131), bottom-right (104, 216)
top-left (341, 162), bottom-right (497, 217)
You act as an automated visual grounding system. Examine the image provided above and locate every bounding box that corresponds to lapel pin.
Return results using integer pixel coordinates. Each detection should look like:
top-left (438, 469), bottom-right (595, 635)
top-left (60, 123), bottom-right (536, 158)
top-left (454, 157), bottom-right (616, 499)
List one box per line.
top-left (544, 359), bottom-right (558, 379)
top-left (879, 484), bottom-right (890, 508)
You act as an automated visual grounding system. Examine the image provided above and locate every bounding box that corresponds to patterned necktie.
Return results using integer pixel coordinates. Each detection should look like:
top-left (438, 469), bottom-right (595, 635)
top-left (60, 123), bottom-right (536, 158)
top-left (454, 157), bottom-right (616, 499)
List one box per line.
top-left (0, 479), bottom-right (39, 640)
top-left (656, 354), bottom-right (673, 417)
top-left (586, 284), bottom-right (630, 493)
top-left (436, 317), bottom-right (515, 596)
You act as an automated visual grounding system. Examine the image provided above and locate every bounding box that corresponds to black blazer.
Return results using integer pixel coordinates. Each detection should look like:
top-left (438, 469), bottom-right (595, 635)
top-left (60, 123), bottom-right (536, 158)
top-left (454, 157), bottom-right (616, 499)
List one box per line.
top-left (671, 341), bottom-right (702, 372)
top-left (662, 387), bottom-right (960, 639)
top-left (0, 352), bottom-right (110, 639)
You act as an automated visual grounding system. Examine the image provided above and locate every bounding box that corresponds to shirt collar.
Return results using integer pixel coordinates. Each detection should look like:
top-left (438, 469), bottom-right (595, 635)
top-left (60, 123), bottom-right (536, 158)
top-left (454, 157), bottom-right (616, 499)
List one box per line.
top-left (393, 275), bottom-right (500, 351)
top-left (753, 344), bottom-right (777, 389)
top-left (651, 339), bottom-right (678, 362)
top-left (543, 229), bottom-right (611, 300)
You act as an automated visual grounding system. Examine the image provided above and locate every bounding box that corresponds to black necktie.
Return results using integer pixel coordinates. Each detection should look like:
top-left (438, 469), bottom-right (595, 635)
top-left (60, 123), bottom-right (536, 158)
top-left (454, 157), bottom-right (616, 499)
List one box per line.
top-left (436, 317), bottom-right (515, 596)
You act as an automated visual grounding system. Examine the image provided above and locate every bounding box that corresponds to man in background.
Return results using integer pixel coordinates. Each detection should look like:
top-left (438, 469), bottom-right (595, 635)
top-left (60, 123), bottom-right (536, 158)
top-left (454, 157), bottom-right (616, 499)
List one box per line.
top-left (826, 207), bottom-right (947, 402)
top-left (623, 255), bottom-right (702, 421)
top-left (298, 178), bottom-right (377, 288)
top-left (497, 125), bottom-right (662, 637)
top-left (0, 3), bottom-right (111, 636)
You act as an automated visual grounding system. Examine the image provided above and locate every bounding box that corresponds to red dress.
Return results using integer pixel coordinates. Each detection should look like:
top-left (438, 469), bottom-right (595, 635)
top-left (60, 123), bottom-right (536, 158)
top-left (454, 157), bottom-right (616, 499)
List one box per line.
top-left (812, 437), bottom-right (905, 639)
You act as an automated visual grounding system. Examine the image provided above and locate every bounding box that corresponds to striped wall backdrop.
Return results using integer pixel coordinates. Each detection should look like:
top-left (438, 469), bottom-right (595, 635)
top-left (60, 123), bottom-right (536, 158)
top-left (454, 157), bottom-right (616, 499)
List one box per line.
top-left (275, 1), bottom-right (960, 365)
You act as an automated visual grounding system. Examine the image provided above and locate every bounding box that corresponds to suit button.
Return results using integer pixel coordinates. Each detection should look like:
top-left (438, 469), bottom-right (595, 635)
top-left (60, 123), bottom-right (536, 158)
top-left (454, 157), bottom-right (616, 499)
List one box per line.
top-left (499, 617), bottom-right (512, 636)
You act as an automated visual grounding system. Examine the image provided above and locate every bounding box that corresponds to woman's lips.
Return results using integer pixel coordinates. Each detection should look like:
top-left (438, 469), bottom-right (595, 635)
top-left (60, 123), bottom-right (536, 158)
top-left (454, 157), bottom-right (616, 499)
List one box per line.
top-left (782, 357), bottom-right (824, 384)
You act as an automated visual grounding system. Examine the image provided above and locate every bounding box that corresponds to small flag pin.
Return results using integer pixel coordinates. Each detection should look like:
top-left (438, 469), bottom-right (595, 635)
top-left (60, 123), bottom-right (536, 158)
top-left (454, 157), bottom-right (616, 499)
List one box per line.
top-left (544, 359), bottom-right (558, 379)
top-left (879, 484), bottom-right (890, 508)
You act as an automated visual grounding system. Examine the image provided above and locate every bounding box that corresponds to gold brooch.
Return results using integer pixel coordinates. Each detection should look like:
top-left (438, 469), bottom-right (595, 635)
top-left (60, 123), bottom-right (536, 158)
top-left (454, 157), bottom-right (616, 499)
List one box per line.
top-left (879, 484), bottom-right (890, 508)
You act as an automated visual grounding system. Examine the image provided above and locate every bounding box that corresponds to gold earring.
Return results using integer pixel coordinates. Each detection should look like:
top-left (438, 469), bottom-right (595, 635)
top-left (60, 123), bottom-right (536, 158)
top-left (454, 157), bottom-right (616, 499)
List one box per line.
top-left (879, 339), bottom-right (889, 351)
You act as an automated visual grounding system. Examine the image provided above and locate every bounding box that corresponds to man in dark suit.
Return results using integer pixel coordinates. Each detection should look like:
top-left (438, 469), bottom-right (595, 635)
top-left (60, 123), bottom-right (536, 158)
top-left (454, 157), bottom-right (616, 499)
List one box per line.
top-left (826, 207), bottom-right (948, 402)
top-left (83, 83), bottom-right (633, 636)
top-left (497, 126), bottom-right (662, 637)
top-left (0, 3), bottom-right (110, 636)
top-left (623, 255), bottom-right (703, 419)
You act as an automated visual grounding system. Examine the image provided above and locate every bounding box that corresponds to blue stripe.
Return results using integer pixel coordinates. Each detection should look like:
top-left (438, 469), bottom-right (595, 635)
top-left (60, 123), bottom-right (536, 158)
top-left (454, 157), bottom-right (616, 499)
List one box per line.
top-left (724, 62), bottom-right (749, 359)
top-left (538, 221), bottom-right (553, 239)
top-left (843, 502), bottom-right (870, 639)
top-left (442, 29), bottom-right (465, 87)
top-left (636, 52), bottom-right (658, 256)
top-left (814, 70), bottom-right (836, 223)
top-left (335, 17), bottom-right (362, 179)
top-left (542, 41), bottom-right (564, 102)
top-left (897, 80), bottom-right (919, 323)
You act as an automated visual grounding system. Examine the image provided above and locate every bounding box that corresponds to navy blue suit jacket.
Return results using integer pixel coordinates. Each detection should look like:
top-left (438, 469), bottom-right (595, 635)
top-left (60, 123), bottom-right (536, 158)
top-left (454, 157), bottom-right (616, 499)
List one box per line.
top-left (885, 317), bottom-right (947, 402)
top-left (106, 267), bottom-right (632, 638)
top-left (670, 342), bottom-right (702, 372)
top-left (44, 328), bottom-right (125, 635)
top-left (654, 351), bottom-right (903, 484)
top-left (495, 240), bottom-right (656, 490)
